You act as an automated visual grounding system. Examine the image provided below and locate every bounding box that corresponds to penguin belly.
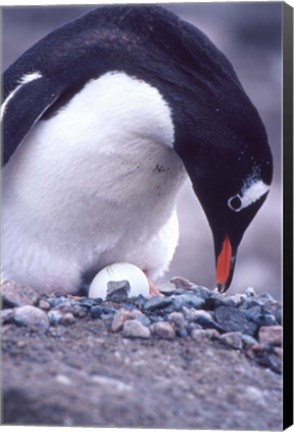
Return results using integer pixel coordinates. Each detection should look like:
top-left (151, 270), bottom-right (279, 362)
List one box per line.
top-left (1, 71), bottom-right (187, 293)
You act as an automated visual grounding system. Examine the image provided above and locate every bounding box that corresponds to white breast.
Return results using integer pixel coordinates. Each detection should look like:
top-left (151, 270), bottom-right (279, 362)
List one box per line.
top-left (2, 71), bottom-right (187, 292)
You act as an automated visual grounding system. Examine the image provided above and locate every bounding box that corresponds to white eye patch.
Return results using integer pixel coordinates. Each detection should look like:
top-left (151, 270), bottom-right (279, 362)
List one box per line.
top-left (228, 179), bottom-right (270, 212)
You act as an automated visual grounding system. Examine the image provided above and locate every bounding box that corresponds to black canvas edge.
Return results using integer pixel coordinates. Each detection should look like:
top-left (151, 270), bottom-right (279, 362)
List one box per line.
top-left (283, 1), bottom-right (294, 430)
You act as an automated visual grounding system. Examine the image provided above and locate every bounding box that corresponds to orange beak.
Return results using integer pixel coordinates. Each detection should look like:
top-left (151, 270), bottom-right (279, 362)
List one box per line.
top-left (216, 236), bottom-right (233, 293)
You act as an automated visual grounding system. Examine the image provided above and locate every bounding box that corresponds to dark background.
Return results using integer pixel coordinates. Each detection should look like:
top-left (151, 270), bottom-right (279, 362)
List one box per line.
top-left (1, 3), bottom-right (282, 299)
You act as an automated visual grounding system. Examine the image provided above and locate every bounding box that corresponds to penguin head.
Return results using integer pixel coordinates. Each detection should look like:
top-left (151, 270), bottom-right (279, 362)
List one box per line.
top-left (174, 85), bottom-right (273, 293)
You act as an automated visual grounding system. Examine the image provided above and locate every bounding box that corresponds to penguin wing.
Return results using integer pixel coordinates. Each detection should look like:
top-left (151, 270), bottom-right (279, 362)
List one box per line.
top-left (2, 74), bottom-right (64, 166)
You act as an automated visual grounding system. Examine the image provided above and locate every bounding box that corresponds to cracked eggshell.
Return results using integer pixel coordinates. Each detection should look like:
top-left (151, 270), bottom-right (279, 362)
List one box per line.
top-left (88, 263), bottom-right (149, 300)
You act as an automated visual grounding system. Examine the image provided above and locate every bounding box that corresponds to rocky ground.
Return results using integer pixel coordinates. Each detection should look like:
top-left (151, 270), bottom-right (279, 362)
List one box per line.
top-left (1, 278), bottom-right (283, 429)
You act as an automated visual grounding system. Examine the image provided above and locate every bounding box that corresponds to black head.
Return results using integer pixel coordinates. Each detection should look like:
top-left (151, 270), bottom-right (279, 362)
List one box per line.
top-left (173, 80), bottom-right (273, 293)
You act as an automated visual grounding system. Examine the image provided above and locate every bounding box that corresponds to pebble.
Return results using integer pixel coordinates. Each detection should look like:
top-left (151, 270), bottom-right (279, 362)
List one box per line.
top-left (1, 308), bottom-right (14, 324)
top-left (150, 321), bottom-right (176, 339)
top-left (168, 311), bottom-right (187, 329)
top-left (241, 334), bottom-right (259, 348)
top-left (158, 282), bottom-right (177, 296)
top-left (71, 304), bottom-right (89, 318)
top-left (122, 319), bottom-right (151, 339)
top-left (258, 325), bottom-right (282, 346)
top-left (257, 292), bottom-right (275, 303)
top-left (219, 332), bottom-right (243, 350)
top-left (143, 296), bottom-right (173, 312)
top-left (246, 343), bottom-right (282, 374)
top-left (106, 281), bottom-right (130, 303)
top-left (170, 276), bottom-right (195, 289)
top-left (90, 305), bottom-right (117, 319)
top-left (184, 308), bottom-right (224, 332)
top-left (46, 296), bottom-right (69, 308)
top-left (14, 305), bottom-right (49, 333)
top-left (187, 322), bottom-right (203, 334)
top-left (38, 299), bottom-right (51, 311)
top-left (189, 285), bottom-right (214, 300)
top-left (191, 328), bottom-right (220, 342)
top-left (1, 281), bottom-right (39, 308)
top-left (245, 287), bottom-right (257, 297)
top-left (239, 298), bottom-right (264, 310)
top-left (204, 293), bottom-right (240, 309)
top-left (78, 298), bottom-right (102, 309)
top-left (111, 308), bottom-right (132, 332)
top-left (59, 312), bottom-right (76, 326)
top-left (214, 306), bottom-right (257, 336)
top-left (48, 310), bottom-right (63, 326)
top-left (169, 293), bottom-right (204, 311)
top-left (244, 306), bottom-right (278, 327)
top-left (126, 295), bottom-right (147, 308)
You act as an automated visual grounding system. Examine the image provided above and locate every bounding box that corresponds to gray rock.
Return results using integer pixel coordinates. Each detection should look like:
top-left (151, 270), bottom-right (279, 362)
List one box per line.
top-left (0, 308), bottom-right (14, 324)
top-left (122, 319), bottom-right (151, 339)
top-left (205, 293), bottom-right (240, 309)
top-left (245, 306), bottom-right (278, 327)
top-left (258, 325), bottom-right (282, 346)
top-left (184, 308), bottom-right (225, 332)
top-left (158, 282), bottom-right (177, 296)
top-left (187, 322), bottom-right (203, 334)
top-left (46, 296), bottom-right (69, 308)
top-left (169, 294), bottom-right (204, 311)
top-left (190, 285), bottom-right (214, 300)
top-left (1, 281), bottom-right (39, 308)
top-left (241, 334), bottom-right (259, 348)
top-left (219, 332), bottom-right (243, 350)
top-left (143, 296), bottom-right (173, 312)
top-left (14, 305), bottom-right (49, 333)
top-left (168, 311), bottom-right (187, 328)
top-left (239, 298), bottom-right (265, 310)
top-left (170, 276), bottom-right (195, 289)
top-left (150, 321), bottom-right (176, 339)
top-left (191, 328), bottom-right (220, 342)
top-left (257, 292), bottom-right (276, 303)
top-left (106, 280), bottom-right (130, 303)
top-left (130, 310), bottom-right (151, 327)
top-left (48, 310), bottom-right (63, 326)
top-left (78, 298), bottom-right (102, 309)
top-left (246, 343), bottom-right (282, 374)
top-left (71, 304), bottom-right (89, 318)
top-left (38, 299), bottom-right (51, 310)
top-left (90, 305), bottom-right (117, 319)
top-left (111, 308), bottom-right (132, 332)
top-left (59, 312), bottom-right (76, 326)
top-left (245, 287), bottom-right (257, 297)
top-left (214, 306), bottom-right (257, 336)
top-left (126, 295), bottom-right (147, 307)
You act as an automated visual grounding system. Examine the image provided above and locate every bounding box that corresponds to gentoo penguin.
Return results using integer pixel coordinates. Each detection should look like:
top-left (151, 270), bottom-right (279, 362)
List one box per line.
top-left (1, 6), bottom-right (273, 295)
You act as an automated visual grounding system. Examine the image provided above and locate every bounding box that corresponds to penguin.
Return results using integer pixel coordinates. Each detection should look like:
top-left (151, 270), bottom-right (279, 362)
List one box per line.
top-left (1, 5), bottom-right (273, 295)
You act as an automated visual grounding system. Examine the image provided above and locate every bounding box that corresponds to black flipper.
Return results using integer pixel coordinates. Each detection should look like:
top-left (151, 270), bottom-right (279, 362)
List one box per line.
top-left (2, 76), bottom-right (63, 166)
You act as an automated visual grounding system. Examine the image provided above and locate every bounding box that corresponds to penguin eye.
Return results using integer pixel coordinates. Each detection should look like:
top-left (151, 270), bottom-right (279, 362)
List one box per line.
top-left (228, 194), bottom-right (242, 212)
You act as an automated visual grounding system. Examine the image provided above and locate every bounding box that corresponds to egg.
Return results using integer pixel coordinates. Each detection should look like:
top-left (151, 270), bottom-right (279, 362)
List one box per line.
top-left (88, 262), bottom-right (149, 300)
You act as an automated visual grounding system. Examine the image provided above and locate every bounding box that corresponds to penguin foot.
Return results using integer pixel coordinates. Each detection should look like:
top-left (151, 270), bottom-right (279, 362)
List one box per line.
top-left (146, 276), bottom-right (164, 298)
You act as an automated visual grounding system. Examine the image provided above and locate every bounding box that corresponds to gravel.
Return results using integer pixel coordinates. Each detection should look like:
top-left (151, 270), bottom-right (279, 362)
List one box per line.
top-left (1, 278), bottom-right (283, 427)
top-left (0, 278), bottom-right (283, 374)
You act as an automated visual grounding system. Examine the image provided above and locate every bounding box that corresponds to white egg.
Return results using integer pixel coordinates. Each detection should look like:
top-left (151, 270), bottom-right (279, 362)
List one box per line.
top-left (88, 262), bottom-right (149, 300)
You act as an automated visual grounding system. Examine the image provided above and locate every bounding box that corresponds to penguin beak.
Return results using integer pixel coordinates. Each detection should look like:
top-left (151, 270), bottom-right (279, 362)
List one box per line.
top-left (215, 236), bottom-right (236, 293)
